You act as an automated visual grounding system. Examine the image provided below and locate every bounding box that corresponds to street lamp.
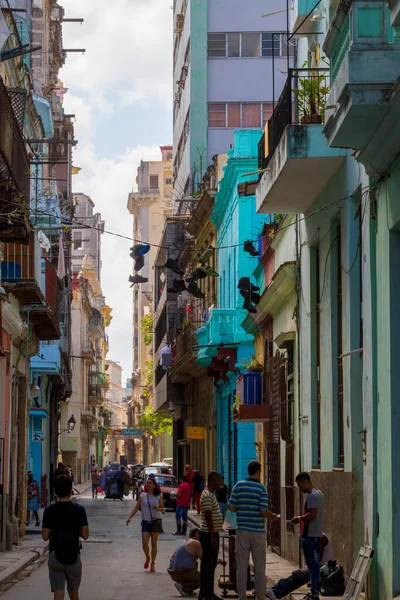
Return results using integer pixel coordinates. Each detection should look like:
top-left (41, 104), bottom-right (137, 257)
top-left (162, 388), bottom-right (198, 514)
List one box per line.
top-left (60, 415), bottom-right (77, 434)
top-left (29, 378), bottom-right (40, 397)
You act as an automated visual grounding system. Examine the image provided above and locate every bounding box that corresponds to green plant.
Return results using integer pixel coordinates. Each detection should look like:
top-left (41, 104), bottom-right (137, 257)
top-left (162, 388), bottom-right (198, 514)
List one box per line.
top-left (138, 405), bottom-right (173, 436)
top-left (140, 313), bottom-right (153, 346)
top-left (142, 358), bottom-right (153, 398)
top-left (241, 356), bottom-right (263, 369)
top-left (231, 394), bottom-right (241, 412)
top-left (293, 63), bottom-right (329, 121)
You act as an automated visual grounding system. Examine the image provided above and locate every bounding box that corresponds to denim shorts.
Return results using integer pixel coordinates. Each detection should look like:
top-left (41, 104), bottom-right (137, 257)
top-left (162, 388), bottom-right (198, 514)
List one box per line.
top-left (176, 506), bottom-right (189, 521)
top-left (141, 519), bottom-right (158, 533)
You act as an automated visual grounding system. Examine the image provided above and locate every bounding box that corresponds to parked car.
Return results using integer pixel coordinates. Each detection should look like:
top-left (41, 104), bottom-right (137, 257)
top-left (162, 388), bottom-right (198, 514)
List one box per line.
top-left (139, 473), bottom-right (179, 510)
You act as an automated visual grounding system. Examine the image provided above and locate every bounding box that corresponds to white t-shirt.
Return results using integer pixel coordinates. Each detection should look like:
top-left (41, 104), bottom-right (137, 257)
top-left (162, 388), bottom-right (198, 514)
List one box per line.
top-left (320, 535), bottom-right (333, 565)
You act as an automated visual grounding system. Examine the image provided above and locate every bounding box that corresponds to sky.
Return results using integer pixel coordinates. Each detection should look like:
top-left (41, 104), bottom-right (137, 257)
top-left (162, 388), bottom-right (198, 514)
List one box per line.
top-left (60, 0), bottom-right (173, 382)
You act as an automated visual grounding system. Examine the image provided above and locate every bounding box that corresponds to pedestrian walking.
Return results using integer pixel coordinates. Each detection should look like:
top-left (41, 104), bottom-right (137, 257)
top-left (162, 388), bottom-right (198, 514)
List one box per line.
top-left (291, 472), bottom-right (325, 600)
top-left (228, 460), bottom-right (279, 600)
top-left (91, 469), bottom-right (100, 499)
top-left (126, 476), bottom-right (164, 572)
top-left (168, 528), bottom-right (202, 596)
top-left (215, 476), bottom-right (229, 521)
top-left (68, 465), bottom-right (79, 495)
top-left (27, 471), bottom-right (41, 527)
top-left (193, 470), bottom-right (205, 515)
top-left (185, 464), bottom-right (195, 509)
top-left (174, 475), bottom-right (191, 536)
top-left (42, 475), bottom-right (89, 600)
top-left (199, 470), bottom-right (223, 600)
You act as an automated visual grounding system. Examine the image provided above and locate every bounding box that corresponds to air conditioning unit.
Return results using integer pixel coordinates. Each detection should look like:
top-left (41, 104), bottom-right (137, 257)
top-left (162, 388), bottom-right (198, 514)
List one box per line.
top-left (175, 13), bottom-right (184, 32)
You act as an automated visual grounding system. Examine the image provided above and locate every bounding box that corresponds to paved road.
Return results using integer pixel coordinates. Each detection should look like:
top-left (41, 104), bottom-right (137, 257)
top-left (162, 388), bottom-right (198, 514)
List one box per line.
top-left (0, 491), bottom-right (185, 600)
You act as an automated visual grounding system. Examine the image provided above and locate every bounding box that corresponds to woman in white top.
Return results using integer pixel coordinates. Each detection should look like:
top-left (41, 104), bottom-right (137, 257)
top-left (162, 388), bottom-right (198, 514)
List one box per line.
top-left (126, 477), bottom-right (164, 572)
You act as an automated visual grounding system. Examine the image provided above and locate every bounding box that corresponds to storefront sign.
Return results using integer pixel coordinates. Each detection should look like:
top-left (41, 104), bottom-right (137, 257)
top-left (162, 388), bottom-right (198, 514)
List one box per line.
top-left (33, 431), bottom-right (44, 442)
top-left (187, 426), bottom-right (206, 440)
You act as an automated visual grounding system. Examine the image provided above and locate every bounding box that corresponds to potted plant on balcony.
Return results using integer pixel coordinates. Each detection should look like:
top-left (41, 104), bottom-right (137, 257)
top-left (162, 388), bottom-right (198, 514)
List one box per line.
top-left (231, 394), bottom-right (241, 420)
top-left (241, 356), bottom-right (264, 373)
top-left (294, 65), bottom-right (329, 125)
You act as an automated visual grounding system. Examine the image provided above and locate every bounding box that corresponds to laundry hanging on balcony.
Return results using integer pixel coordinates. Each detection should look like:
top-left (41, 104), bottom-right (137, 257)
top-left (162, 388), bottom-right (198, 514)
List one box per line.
top-left (159, 345), bottom-right (173, 368)
top-left (37, 230), bottom-right (51, 252)
top-left (57, 233), bottom-right (66, 279)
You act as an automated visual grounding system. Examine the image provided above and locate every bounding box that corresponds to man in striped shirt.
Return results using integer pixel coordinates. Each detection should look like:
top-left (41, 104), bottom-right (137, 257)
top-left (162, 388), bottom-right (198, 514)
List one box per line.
top-left (199, 471), bottom-right (223, 600)
top-left (228, 461), bottom-right (279, 600)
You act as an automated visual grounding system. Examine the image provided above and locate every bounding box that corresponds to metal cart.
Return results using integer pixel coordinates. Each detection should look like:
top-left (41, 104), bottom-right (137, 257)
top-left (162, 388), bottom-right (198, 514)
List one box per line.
top-left (218, 528), bottom-right (254, 597)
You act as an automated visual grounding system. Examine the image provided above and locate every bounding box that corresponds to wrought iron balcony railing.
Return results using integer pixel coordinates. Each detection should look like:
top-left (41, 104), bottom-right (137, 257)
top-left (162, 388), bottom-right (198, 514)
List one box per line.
top-left (258, 68), bottom-right (330, 170)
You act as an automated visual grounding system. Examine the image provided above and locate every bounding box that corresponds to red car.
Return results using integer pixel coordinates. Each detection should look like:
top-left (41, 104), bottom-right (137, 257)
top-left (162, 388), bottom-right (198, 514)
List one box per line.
top-left (139, 474), bottom-right (179, 510)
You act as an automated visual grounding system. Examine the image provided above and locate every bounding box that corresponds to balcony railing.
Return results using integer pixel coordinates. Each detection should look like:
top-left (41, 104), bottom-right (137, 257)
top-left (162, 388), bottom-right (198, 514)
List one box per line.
top-left (1, 231), bottom-right (46, 302)
top-left (258, 69), bottom-right (330, 170)
top-left (0, 77), bottom-right (30, 199)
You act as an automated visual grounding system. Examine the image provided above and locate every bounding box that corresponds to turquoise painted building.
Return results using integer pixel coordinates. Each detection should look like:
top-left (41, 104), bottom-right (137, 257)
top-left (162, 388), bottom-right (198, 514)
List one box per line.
top-left (197, 130), bottom-right (265, 488)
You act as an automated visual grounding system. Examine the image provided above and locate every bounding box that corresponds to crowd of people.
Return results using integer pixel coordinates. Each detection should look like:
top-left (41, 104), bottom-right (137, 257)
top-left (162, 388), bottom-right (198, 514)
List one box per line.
top-left (36, 457), bottom-right (335, 600)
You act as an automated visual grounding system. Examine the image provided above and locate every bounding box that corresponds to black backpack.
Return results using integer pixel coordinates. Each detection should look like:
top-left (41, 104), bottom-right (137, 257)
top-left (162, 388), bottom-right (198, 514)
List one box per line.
top-left (50, 504), bottom-right (81, 565)
top-left (321, 560), bottom-right (346, 596)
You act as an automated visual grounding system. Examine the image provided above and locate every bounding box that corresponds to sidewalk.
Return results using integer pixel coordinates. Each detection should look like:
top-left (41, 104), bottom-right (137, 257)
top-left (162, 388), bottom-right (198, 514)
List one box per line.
top-left (188, 509), bottom-right (337, 600)
top-left (6, 481), bottom-right (93, 586)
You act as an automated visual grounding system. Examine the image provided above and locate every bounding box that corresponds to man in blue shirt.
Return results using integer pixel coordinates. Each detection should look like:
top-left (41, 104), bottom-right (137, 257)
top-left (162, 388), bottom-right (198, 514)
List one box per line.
top-left (228, 461), bottom-right (279, 600)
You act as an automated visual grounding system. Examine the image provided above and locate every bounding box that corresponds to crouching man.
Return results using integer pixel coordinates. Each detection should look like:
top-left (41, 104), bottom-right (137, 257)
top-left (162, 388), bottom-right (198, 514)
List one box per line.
top-left (168, 528), bottom-right (202, 596)
top-left (42, 476), bottom-right (89, 600)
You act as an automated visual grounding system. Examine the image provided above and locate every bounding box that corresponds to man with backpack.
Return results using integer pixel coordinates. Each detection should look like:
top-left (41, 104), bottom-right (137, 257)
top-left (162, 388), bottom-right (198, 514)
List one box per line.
top-left (42, 476), bottom-right (89, 600)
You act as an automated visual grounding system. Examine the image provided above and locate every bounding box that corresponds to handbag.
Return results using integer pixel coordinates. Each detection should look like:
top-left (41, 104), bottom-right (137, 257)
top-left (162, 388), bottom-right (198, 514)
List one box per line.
top-left (146, 494), bottom-right (164, 534)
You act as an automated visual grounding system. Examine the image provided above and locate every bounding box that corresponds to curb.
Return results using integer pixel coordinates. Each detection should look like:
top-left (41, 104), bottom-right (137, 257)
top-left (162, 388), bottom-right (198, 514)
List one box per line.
top-left (0, 542), bottom-right (48, 585)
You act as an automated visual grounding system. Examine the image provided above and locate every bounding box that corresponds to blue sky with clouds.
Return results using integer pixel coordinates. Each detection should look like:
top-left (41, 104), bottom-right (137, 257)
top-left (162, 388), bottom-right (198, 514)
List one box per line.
top-left (61, 0), bottom-right (172, 381)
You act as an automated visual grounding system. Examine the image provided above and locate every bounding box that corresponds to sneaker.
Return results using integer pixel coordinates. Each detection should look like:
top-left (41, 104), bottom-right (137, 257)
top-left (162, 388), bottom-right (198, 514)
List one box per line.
top-left (165, 258), bottom-right (184, 276)
top-left (35, 521), bottom-right (40, 527)
top-left (187, 281), bottom-right (205, 299)
top-left (174, 583), bottom-right (192, 597)
top-left (301, 594), bottom-right (319, 600)
top-left (265, 587), bottom-right (277, 600)
top-left (198, 246), bottom-right (214, 264)
top-left (133, 254), bottom-right (145, 271)
top-left (130, 243), bottom-right (150, 257)
top-left (129, 274), bottom-right (148, 287)
top-left (242, 299), bottom-right (257, 313)
top-left (186, 268), bottom-right (207, 283)
top-left (199, 265), bottom-right (219, 278)
top-left (243, 240), bottom-right (259, 257)
top-left (237, 277), bottom-right (260, 291)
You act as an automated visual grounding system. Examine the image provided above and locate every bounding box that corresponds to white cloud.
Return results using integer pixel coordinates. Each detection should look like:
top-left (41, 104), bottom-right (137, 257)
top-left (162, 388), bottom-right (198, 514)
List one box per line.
top-left (59, 0), bottom-right (173, 380)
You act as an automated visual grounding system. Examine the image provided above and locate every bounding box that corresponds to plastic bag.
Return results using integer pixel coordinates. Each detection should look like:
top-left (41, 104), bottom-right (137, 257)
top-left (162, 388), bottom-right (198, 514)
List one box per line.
top-left (224, 509), bottom-right (237, 529)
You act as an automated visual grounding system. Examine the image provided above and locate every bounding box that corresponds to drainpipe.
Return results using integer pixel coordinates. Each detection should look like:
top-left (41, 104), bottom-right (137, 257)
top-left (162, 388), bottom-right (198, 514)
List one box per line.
top-left (295, 215), bottom-right (302, 568)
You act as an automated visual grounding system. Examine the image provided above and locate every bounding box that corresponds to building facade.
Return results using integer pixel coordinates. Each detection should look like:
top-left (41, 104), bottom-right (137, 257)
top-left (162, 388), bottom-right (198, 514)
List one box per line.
top-left (254, 1), bottom-right (400, 596)
top-left (172, 0), bottom-right (288, 197)
top-left (71, 193), bottom-right (105, 281)
top-left (127, 147), bottom-right (173, 465)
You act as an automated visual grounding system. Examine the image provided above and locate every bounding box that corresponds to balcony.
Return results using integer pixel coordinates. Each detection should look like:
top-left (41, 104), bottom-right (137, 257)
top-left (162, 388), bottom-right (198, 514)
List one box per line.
top-left (292, 0), bottom-right (323, 34)
top-left (82, 342), bottom-right (96, 364)
top-left (88, 384), bottom-right (103, 406)
top-left (257, 69), bottom-right (346, 215)
top-left (1, 233), bottom-right (61, 340)
top-left (81, 410), bottom-right (96, 425)
top-left (0, 77), bottom-right (30, 243)
top-left (232, 372), bottom-right (270, 423)
top-left (196, 308), bottom-right (253, 367)
top-left (323, 1), bottom-right (400, 152)
top-left (170, 326), bottom-right (204, 383)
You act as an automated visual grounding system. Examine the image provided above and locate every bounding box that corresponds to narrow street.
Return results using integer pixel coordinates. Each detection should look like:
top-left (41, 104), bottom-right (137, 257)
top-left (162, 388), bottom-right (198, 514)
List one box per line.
top-left (0, 491), bottom-right (182, 600)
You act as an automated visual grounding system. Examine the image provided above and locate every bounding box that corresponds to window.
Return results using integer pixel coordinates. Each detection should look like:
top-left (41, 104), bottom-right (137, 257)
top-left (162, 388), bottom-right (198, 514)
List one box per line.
top-left (261, 33), bottom-right (281, 57)
top-left (167, 152), bottom-right (172, 160)
top-left (241, 33), bottom-right (260, 57)
top-left (262, 102), bottom-right (273, 126)
top-left (208, 103), bottom-right (226, 127)
top-left (227, 103), bottom-right (240, 127)
top-left (150, 176), bottom-right (159, 189)
top-left (208, 102), bottom-right (272, 128)
top-left (165, 178), bottom-right (172, 185)
top-left (242, 104), bottom-right (261, 127)
top-left (74, 231), bottom-right (82, 250)
top-left (207, 32), bottom-right (291, 59)
top-left (227, 33), bottom-right (240, 57)
top-left (207, 33), bottom-right (226, 57)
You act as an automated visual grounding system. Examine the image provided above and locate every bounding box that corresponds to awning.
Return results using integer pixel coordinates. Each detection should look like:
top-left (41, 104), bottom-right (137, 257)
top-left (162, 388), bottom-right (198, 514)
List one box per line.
top-left (33, 95), bottom-right (54, 137)
top-left (29, 409), bottom-right (49, 419)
